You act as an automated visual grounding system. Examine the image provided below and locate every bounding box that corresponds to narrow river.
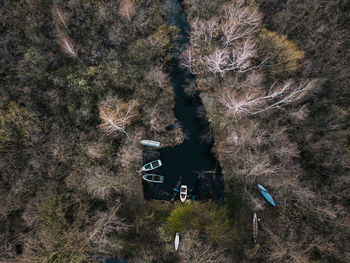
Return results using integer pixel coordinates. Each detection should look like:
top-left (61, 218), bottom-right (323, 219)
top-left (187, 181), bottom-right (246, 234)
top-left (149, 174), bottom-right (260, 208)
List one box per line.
top-left (143, 0), bottom-right (224, 202)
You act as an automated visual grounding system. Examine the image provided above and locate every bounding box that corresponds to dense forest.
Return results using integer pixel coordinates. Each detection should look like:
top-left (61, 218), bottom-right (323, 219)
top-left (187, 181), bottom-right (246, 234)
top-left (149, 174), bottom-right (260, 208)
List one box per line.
top-left (0, 0), bottom-right (349, 262)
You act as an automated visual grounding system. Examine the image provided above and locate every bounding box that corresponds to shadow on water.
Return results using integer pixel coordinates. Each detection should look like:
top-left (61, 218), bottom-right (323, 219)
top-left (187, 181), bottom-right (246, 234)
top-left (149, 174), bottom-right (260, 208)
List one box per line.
top-left (142, 0), bottom-right (224, 203)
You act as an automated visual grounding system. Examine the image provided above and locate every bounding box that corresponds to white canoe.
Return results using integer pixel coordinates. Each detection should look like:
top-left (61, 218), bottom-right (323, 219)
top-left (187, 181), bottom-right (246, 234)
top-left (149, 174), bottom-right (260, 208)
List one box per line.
top-left (142, 174), bottom-right (164, 183)
top-left (175, 233), bottom-right (180, 251)
top-left (140, 140), bottom-right (160, 148)
top-left (253, 212), bottom-right (258, 243)
top-left (142, 159), bottom-right (162, 172)
top-left (180, 185), bottom-right (187, 203)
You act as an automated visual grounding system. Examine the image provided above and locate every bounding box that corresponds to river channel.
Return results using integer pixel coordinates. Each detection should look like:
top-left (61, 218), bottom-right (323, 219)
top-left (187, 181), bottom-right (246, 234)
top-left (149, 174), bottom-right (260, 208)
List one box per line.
top-left (142, 0), bottom-right (224, 202)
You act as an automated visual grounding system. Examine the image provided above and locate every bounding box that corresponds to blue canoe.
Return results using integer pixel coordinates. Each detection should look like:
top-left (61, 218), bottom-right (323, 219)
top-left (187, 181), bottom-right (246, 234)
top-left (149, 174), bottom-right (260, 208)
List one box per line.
top-left (257, 184), bottom-right (276, 207)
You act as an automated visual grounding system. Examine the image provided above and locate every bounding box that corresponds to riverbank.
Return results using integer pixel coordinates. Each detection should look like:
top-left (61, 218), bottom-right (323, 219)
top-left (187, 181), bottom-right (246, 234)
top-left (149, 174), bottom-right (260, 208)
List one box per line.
top-left (181, 0), bottom-right (349, 262)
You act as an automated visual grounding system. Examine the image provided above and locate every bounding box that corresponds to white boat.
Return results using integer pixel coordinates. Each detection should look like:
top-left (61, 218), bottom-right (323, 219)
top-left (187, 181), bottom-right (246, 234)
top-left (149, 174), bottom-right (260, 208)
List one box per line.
top-left (142, 174), bottom-right (164, 183)
top-left (253, 212), bottom-right (258, 243)
top-left (180, 185), bottom-right (187, 202)
top-left (174, 232), bottom-right (180, 251)
top-left (140, 140), bottom-right (160, 148)
top-left (142, 160), bottom-right (162, 172)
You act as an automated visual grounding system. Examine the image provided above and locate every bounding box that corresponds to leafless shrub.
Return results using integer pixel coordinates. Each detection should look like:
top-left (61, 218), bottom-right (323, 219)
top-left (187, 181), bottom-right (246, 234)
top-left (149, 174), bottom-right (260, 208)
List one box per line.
top-left (199, 129), bottom-right (213, 144)
top-left (116, 130), bottom-right (143, 172)
top-left (108, 22), bottom-right (128, 46)
top-left (183, 80), bottom-right (197, 97)
top-left (270, 127), bottom-right (300, 164)
top-left (178, 230), bottom-right (231, 263)
top-left (145, 66), bottom-right (168, 88)
top-left (84, 166), bottom-right (115, 200)
top-left (190, 17), bottom-right (219, 46)
top-left (89, 202), bottom-right (129, 253)
top-left (144, 107), bottom-right (169, 132)
top-left (58, 33), bottom-right (78, 58)
top-left (244, 186), bottom-right (264, 211)
top-left (289, 104), bottom-right (309, 121)
top-left (118, 0), bottom-right (136, 22)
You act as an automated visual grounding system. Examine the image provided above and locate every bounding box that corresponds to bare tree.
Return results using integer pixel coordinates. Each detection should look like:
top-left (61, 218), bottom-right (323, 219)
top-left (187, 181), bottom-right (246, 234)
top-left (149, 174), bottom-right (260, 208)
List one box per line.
top-left (200, 38), bottom-right (256, 76)
top-left (190, 17), bottom-right (219, 46)
top-left (219, 80), bottom-right (316, 118)
top-left (58, 33), bottom-right (79, 59)
top-left (52, 5), bottom-right (70, 33)
top-left (220, 0), bottom-right (262, 47)
top-left (179, 45), bottom-right (194, 74)
top-left (200, 48), bottom-right (229, 76)
top-left (98, 97), bottom-right (139, 136)
top-left (87, 201), bottom-right (129, 255)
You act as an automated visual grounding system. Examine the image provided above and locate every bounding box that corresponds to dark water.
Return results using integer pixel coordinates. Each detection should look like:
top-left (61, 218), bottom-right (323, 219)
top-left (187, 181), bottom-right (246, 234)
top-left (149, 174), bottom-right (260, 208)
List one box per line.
top-left (142, 0), bottom-right (224, 202)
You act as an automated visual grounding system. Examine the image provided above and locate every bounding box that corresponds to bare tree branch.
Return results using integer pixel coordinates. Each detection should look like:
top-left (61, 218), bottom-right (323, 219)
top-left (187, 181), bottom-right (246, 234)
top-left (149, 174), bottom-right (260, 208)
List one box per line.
top-left (98, 97), bottom-right (139, 136)
top-left (219, 80), bottom-right (316, 118)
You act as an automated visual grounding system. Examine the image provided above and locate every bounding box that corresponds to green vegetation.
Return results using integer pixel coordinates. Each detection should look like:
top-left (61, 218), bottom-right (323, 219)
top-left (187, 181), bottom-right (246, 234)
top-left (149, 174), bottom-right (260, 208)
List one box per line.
top-left (0, 102), bottom-right (38, 153)
top-left (164, 202), bottom-right (233, 246)
top-left (258, 29), bottom-right (305, 79)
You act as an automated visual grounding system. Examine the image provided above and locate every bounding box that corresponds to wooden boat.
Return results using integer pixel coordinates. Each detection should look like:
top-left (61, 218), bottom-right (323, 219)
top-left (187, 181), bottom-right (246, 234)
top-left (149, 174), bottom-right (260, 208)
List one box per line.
top-left (180, 185), bottom-right (187, 203)
top-left (142, 174), bottom-right (164, 183)
top-left (257, 184), bottom-right (276, 207)
top-left (253, 212), bottom-right (258, 243)
top-left (142, 159), bottom-right (162, 172)
top-left (171, 176), bottom-right (182, 202)
top-left (174, 233), bottom-right (180, 251)
top-left (140, 140), bottom-right (160, 148)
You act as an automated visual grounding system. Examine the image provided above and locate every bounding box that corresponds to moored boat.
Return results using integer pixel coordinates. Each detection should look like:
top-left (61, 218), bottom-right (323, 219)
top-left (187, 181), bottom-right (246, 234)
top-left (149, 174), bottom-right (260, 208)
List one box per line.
top-left (174, 233), bottom-right (180, 251)
top-left (257, 184), bottom-right (276, 207)
top-left (253, 212), bottom-right (258, 243)
top-left (142, 159), bottom-right (162, 172)
top-left (140, 140), bottom-right (160, 148)
top-left (142, 174), bottom-right (164, 183)
top-left (180, 185), bottom-right (187, 203)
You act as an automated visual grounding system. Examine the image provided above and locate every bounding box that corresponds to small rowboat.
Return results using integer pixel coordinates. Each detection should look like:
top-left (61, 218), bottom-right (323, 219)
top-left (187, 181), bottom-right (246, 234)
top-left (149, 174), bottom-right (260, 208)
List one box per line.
top-left (257, 184), bottom-right (276, 207)
top-left (140, 140), bottom-right (160, 148)
top-left (142, 160), bottom-right (162, 172)
top-left (253, 212), bottom-right (258, 243)
top-left (180, 185), bottom-right (187, 203)
top-left (174, 233), bottom-right (180, 251)
top-left (142, 174), bottom-right (164, 183)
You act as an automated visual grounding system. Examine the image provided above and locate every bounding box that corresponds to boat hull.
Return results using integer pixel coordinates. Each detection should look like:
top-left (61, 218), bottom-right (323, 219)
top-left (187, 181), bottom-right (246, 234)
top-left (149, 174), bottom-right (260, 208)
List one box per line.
top-left (175, 233), bottom-right (180, 251)
top-left (180, 185), bottom-right (187, 203)
top-left (257, 184), bottom-right (276, 207)
top-left (142, 174), bottom-right (164, 183)
top-left (141, 159), bottom-right (162, 172)
top-left (140, 140), bottom-right (160, 148)
top-left (253, 212), bottom-right (258, 243)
